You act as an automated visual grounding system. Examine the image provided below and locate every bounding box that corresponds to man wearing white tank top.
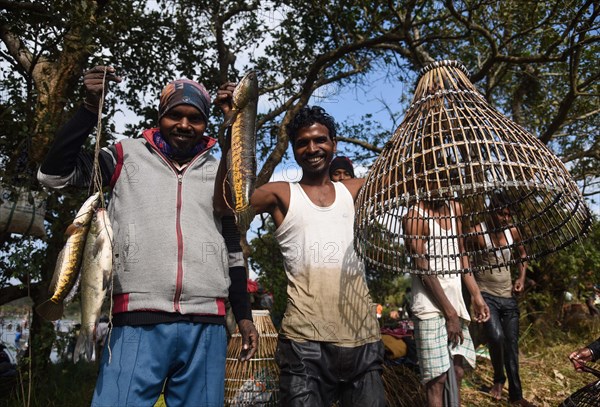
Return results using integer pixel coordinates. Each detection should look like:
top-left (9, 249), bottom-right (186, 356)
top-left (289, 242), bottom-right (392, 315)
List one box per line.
top-left (251, 106), bottom-right (384, 407)
top-left (403, 199), bottom-right (490, 407)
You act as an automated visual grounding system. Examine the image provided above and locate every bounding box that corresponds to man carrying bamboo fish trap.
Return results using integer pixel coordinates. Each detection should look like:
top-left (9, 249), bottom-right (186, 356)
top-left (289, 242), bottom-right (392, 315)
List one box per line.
top-left (37, 65), bottom-right (258, 407)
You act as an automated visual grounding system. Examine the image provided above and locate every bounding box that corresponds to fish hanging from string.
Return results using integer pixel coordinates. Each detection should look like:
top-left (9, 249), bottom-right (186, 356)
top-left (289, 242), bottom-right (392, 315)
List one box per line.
top-left (74, 207), bottom-right (113, 362)
top-left (222, 71), bottom-right (258, 233)
top-left (36, 192), bottom-right (100, 321)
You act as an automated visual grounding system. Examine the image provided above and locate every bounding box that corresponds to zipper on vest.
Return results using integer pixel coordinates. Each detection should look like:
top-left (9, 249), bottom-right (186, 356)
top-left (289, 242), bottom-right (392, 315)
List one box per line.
top-left (174, 172), bottom-right (184, 312)
top-left (147, 142), bottom-right (209, 313)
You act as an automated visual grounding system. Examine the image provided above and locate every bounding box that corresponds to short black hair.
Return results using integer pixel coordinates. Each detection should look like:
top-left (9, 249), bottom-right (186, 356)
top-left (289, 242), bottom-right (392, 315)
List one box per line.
top-left (489, 190), bottom-right (512, 209)
top-left (286, 105), bottom-right (337, 146)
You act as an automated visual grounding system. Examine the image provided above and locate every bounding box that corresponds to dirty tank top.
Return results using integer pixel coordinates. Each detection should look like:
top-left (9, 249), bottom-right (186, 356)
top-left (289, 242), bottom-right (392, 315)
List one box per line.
top-left (274, 182), bottom-right (380, 346)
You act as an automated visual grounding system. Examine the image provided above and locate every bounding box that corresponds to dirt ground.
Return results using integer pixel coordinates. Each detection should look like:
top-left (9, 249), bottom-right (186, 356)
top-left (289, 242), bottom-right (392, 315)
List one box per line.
top-left (461, 342), bottom-right (598, 406)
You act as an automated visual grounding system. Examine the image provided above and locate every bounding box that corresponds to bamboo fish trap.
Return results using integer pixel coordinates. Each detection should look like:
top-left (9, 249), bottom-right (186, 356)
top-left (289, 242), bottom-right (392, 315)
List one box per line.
top-left (559, 364), bottom-right (600, 406)
top-left (225, 310), bottom-right (279, 406)
top-left (354, 60), bottom-right (591, 275)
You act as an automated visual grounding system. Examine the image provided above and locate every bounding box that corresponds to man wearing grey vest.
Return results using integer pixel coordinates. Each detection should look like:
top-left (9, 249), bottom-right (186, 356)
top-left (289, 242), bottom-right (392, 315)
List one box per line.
top-left (37, 66), bottom-right (258, 407)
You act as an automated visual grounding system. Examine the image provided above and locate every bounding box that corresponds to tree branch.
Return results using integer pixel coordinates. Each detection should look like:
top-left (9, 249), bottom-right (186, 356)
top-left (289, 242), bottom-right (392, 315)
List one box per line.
top-left (336, 136), bottom-right (383, 154)
top-left (0, 23), bottom-right (34, 73)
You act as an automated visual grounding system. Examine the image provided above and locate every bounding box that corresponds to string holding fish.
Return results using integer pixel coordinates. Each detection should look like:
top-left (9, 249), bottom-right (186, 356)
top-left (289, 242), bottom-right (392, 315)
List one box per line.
top-left (36, 67), bottom-right (112, 323)
top-left (220, 71), bottom-right (259, 234)
top-left (78, 66), bottom-right (117, 363)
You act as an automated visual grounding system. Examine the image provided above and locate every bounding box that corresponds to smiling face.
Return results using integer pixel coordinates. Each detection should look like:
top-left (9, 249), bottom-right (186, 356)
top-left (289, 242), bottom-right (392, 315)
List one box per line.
top-left (159, 104), bottom-right (207, 158)
top-left (293, 122), bottom-right (336, 179)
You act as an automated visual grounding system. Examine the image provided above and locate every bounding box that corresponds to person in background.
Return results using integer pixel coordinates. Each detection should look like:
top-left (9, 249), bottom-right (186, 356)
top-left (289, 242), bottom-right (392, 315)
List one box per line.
top-left (402, 287), bottom-right (414, 319)
top-left (468, 192), bottom-right (535, 406)
top-left (329, 156), bottom-right (355, 181)
top-left (37, 65), bottom-right (258, 407)
top-left (403, 197), bottom-right (490, 407)
top-left (13, 326), bottom-right (21, 351)
top-left (250, 106), bottom-right (384, 407)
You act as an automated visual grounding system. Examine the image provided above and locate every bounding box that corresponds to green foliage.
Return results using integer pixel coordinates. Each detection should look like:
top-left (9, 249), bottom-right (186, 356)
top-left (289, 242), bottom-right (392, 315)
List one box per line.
top-left (3, 362), bottom-right (97, 407)
top-left (524, 218), bottom-right (600, 321)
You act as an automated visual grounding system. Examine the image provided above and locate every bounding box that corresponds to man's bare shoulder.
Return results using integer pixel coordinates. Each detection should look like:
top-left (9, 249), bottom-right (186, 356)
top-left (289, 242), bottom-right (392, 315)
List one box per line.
top-left (340, 177), bottom-right (365, 199)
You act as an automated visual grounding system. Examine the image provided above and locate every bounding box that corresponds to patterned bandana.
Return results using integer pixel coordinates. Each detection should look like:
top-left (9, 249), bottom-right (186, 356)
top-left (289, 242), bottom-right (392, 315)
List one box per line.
top-left (158, 79), bottom-right (211, 122)
top-left (152, 130), bottom-right (208, 160)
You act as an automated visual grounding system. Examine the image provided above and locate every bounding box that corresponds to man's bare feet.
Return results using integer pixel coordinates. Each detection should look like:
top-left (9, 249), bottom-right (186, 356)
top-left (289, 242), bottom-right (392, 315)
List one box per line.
top-left (490, 382), bottom-right (503, 400)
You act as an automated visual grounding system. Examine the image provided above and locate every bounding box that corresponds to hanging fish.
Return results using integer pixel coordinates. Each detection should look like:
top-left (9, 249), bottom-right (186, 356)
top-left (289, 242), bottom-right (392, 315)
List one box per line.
top-left (74, 208), bottom-right (113, 362)
top-left (224, 71), bottom-right (258, 233)
top-left (36, 192), bottom-right (100, 321)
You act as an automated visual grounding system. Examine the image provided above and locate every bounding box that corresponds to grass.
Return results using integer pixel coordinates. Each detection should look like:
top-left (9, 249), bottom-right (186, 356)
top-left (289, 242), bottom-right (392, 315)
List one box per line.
top-left (1, 319), bottom-right (598, 406)
top-left (461, 323), bottom-right (599, 406)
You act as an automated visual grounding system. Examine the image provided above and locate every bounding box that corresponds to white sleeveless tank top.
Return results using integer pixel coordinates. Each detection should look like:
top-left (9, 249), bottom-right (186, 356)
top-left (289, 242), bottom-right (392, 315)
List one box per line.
top-left (274, 182), bottom-right (380, 346)
top-left (410, 204), bottom-right (470, 321)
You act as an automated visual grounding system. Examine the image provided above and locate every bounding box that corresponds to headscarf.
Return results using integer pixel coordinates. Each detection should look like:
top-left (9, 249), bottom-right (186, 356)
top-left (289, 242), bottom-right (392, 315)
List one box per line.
top-left (329, 156), bottom-right (355, 178)
top-left (158, 79), bottom-right (211, 122)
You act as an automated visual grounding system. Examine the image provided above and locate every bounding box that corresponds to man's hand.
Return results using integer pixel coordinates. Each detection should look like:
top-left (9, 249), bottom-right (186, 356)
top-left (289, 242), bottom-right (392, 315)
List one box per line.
top-left (472, 294), bottom-right (490, 323)
top-left (214, 82), bottom-right (236, 116)
top-left (237, 319), bottom-right (259, 361)
top-left (83, 66), bottom-right (121, 114)
top-left (570, 348), bottom-right (593, 371)
top-left (446, 313), bottom-right (464, 348)
top-left (513, 277), bottom-right (525, 294)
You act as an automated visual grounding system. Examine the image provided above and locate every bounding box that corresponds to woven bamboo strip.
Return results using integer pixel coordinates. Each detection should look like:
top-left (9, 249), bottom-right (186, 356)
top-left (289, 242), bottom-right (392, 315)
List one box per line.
top-left (224, 310), bottom-right (279, 406)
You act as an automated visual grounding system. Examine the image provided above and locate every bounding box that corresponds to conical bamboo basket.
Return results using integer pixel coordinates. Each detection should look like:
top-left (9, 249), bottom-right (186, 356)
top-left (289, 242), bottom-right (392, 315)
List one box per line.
top-left (354, 60), bottom-right (591, 275)
top-left (224, 310), bottom-right (279, 406)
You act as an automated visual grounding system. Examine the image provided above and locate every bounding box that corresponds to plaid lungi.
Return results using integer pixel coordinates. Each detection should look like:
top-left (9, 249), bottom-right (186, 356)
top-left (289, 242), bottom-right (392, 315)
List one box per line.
top-left (413, 315), bottom-right (476, 383)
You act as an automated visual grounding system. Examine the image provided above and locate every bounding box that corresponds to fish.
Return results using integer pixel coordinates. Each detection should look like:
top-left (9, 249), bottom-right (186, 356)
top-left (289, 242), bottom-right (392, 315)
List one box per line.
top-left (74, 208), bottom-right (113, 362)
top-left (36, 192), bottom-right (100, 321)
top-left (225, 71), bottom-right (258, 233)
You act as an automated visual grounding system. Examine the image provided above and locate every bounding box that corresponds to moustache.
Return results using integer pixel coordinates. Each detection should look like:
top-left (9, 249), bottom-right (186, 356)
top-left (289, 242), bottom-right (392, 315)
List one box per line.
top-left (170, 130), bottom-right (195, 138)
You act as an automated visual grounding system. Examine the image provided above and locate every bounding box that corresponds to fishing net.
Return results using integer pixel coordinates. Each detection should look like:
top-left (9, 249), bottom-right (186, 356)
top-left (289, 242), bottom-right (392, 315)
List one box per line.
top-left (225, 310), bottom-right (279, 406)
top-left (354, 60), bottom-right (591, 275)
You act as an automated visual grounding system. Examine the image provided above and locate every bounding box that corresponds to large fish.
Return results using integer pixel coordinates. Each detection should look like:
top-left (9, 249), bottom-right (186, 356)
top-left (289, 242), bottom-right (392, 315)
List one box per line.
top-left (74, 208), bottom-right (113, 362)
top-left (36, 192), bottom-right (100, 321)
top-left (225, 71), bottom-right (258, 233)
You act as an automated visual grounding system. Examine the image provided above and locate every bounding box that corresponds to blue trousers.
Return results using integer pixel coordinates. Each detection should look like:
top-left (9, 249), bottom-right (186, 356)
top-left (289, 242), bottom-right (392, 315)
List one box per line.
top-left (92, 322), bottom-right (226, 407)
top-left (482, 292), bottom-right (523, 402)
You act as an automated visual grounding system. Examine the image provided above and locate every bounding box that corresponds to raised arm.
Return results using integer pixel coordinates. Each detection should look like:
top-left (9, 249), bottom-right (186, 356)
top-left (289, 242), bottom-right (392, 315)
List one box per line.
top-left (38, 66), bottom-right (121, 189)
top-left (212, 82), bottom-right (236, 217)
top-left (340, 177), bottom-right (365, 201)
top-left (250, 182), bottom-right (289, 228)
